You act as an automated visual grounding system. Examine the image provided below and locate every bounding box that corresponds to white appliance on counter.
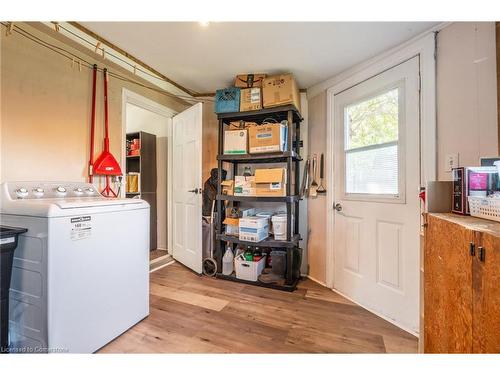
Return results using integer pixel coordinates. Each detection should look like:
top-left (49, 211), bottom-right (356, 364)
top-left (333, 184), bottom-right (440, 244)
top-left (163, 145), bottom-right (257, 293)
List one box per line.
top-left (0, 182), bottom-right (150, 353)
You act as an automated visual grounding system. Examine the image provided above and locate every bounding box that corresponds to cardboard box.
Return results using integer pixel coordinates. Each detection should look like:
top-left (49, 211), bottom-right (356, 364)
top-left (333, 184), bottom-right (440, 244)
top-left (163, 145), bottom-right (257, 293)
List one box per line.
top-left (239, 216), bottom-right (269, 242)
top-left (255, 168), bottom-right (287, 196)
top-left (240, 88), bottom-right (262, 112)
top-left (234, 73), bottom-right (267, 88)
top-left (234, 176), bottom-right (256, 196)
top-left (262, 73), bottom-right (301, 111)
top-left (224, 129), bottom-right (247, 154)
top-left (248, 123), bottom-right (288, 153)
top-left (223, 217), bottom-right (240, 236)
top-left (221, 180), bottom-right (234, 195)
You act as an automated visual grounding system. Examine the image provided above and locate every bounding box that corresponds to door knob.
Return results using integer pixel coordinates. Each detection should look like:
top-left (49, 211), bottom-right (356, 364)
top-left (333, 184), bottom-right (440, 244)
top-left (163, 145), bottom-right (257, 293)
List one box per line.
top-left (188, 188), bottom-right (201, 194)
top-left (334, 203), bottom-right (343, 212)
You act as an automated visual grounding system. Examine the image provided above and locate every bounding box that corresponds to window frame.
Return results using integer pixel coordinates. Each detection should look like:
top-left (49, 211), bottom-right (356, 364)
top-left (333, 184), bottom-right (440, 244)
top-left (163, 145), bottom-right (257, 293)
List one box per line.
top-left (341, 79), bottom-right (407, 204)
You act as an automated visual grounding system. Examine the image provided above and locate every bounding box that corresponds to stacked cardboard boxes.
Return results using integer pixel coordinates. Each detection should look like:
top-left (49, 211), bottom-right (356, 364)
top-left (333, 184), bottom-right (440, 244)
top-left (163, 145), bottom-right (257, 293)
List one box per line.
top-left (232, 168), bottom-right (287, 197)
top-left (215, 72), bottom-right (301, 115)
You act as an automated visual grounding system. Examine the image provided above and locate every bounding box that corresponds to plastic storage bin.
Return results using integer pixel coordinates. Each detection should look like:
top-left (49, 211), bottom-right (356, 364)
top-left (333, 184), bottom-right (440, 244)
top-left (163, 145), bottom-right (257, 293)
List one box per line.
top-left (271, 214), bottom-right (288, 240)
top-left (235, 255), bottom-right (267, 282)
top-left (215, 87), bottom-right (240, 114)
top-left (468, 196), bottom-right (500, 223)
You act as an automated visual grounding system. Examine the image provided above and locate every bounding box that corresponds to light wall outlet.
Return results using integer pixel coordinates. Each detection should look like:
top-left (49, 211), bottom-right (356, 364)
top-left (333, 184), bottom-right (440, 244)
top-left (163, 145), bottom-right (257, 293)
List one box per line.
top-left (445, 153), bottom-right (459, 172)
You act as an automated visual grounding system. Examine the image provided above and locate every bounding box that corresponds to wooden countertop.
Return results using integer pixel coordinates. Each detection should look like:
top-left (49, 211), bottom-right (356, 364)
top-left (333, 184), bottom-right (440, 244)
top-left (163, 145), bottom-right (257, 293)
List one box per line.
top-left (428, 212), bottom-right (500, 237)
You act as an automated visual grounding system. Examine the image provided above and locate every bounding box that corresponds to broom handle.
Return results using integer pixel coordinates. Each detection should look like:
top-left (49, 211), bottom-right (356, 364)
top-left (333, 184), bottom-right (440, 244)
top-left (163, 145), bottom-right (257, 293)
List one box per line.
top-left (89, 64), bottom-right (97, 183)
top-left (103, 68), bottom-right (109, 143)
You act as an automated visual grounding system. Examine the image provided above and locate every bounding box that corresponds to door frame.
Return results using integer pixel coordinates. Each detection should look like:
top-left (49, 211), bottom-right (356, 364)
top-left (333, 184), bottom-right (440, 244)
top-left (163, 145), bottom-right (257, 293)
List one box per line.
top-left (325, 33), bottom-right (436, 300)
top-left (121, 88), bottom-right (178, 255)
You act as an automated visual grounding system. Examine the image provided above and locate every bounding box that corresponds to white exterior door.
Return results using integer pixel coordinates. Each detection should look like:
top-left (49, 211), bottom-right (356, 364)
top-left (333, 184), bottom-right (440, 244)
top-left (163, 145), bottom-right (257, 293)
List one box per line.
top-left (333, 57), bottom-right (420, 333)
top-left (172, 103), bottom-right (203, 273)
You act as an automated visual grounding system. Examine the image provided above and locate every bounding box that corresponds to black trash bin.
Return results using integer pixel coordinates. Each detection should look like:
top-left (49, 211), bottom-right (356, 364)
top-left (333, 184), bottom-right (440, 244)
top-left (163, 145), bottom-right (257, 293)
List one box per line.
top-left (0, 226), bottom-right (27, 354)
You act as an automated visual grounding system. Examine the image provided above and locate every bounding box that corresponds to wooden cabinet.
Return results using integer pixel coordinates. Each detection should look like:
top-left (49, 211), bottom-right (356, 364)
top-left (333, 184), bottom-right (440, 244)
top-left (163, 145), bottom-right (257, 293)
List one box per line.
top-left (424, 213), bottom-right (500, 353)
top-left (472, 231), bottom-right (500, 352)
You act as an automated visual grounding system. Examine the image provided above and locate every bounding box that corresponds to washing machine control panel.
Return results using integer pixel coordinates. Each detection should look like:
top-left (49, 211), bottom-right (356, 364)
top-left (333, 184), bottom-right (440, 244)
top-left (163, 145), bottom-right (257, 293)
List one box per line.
top-left (5, 182), bottom-right (104, 200)
top-left (15, 187), bottom-right (29, 199)
top-left (73, 187), bottom-right (84, 196)
top-left (32, 187), bottom-right (45, 198)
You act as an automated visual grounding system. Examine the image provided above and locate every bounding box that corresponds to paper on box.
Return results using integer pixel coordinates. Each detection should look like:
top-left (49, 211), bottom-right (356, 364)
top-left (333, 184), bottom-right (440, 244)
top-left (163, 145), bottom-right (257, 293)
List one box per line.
top-left (234, 176), bottom-right (256, 196)
top-left (239, 216), bottom-right (269, 229)
top-left (240, 88), bottom-right (262, 112)
top-left (224, 129), bottom-right (247, 155)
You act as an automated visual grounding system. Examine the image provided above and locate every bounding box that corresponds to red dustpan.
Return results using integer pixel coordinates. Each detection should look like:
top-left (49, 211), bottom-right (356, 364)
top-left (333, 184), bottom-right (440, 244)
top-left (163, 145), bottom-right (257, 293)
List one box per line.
top-left (94, 68), bottom-right (122, 197)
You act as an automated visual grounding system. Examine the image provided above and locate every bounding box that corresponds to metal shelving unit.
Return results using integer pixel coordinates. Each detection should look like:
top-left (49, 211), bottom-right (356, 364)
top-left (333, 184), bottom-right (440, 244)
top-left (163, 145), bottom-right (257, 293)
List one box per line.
top-left (215, 104), bottom-right (303, 292)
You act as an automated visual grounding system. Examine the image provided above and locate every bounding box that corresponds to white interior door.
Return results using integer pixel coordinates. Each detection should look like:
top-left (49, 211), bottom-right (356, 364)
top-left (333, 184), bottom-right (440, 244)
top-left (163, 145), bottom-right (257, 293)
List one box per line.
top-left (333, 57), bottom-right (420, 333)
top-left (172, 102), bottom-right (203, 273)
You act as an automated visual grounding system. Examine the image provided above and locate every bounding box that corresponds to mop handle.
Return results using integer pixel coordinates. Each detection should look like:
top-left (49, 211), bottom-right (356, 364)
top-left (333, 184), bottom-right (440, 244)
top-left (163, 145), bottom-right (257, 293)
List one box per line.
top-left (89, 64), bottom-right (97, 182)
top-left (103, 68), bottom-right (109, 142)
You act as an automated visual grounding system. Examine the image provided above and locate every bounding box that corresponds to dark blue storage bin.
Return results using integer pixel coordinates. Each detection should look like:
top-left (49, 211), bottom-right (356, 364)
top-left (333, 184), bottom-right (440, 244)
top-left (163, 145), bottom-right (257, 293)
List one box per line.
top-left (214, 87), bottom-right (240, 114)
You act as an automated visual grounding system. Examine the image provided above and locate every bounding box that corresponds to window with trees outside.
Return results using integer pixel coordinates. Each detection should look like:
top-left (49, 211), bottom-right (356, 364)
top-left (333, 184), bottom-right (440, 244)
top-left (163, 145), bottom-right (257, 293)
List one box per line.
top-left (344, 87), bottom-right (401, 197)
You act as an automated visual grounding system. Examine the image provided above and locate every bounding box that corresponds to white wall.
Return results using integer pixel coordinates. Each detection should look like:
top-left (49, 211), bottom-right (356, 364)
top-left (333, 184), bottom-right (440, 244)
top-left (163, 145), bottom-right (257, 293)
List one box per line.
top-left (437, 22), bottom-right (498, 180)
top-left (126, 103), bottom-right (169, 250)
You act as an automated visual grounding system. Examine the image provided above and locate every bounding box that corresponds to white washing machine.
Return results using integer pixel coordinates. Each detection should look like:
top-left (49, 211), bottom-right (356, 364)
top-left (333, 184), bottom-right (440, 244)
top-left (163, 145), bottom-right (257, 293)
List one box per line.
top-left (0, 181), bottom-right (150, 353)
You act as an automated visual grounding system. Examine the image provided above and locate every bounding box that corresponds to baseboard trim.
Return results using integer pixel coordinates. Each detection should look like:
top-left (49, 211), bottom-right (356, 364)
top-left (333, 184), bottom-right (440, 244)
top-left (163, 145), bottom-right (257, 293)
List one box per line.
top-left (150, 254), bottom-right (171, 265)
top-left (306, 274), bottom-right (327, 287)
top-left (150, 256), bottom-right (175, 273)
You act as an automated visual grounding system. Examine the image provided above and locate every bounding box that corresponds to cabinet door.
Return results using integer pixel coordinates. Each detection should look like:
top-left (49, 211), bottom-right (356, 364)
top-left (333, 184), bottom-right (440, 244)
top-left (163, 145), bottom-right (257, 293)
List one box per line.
top-left (424, 215), bottom-right (473, 353)
top-left (473, 231), bottom-right (500, 353)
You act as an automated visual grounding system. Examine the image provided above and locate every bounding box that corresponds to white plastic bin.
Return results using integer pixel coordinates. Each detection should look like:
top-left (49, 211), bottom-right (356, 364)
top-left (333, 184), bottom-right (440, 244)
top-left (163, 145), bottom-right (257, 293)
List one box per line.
top-left (235, 255), bottom-right (267, 282)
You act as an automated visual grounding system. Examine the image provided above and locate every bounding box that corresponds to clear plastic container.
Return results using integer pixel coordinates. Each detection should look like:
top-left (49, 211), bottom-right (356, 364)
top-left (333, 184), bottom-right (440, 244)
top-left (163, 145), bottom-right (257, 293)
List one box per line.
top-left (222, 246), bottom-right (234, 275)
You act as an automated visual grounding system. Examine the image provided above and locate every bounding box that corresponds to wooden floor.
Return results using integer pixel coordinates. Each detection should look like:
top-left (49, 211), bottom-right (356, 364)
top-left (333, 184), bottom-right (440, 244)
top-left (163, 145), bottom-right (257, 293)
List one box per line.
top-left (99, 262), bottom-right (418, 353)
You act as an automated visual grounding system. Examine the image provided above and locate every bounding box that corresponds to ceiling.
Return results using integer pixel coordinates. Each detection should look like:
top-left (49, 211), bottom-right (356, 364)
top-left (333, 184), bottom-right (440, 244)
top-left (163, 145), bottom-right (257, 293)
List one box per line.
top-left (81, 22), bottom-right (438, 94)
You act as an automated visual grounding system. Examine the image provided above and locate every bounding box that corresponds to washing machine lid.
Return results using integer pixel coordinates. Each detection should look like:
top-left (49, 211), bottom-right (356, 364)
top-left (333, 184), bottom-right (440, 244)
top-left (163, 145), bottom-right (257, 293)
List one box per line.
top-left (0, 182), bottom-right (149, 217)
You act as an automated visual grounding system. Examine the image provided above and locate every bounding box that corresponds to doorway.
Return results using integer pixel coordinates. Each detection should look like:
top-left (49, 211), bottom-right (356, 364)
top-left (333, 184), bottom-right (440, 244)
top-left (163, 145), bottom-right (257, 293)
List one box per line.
top-left (331, 57), bottom-right (421, 333)
top-left (121, 89), bottom-right (177, 268)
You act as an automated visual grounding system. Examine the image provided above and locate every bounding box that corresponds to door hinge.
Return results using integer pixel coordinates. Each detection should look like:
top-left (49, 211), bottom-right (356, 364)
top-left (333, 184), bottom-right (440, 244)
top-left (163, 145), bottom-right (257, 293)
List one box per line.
top-left (418, 72), bottom-right (422, 93)
top-left (469, 242), bottom-right (476, 256)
